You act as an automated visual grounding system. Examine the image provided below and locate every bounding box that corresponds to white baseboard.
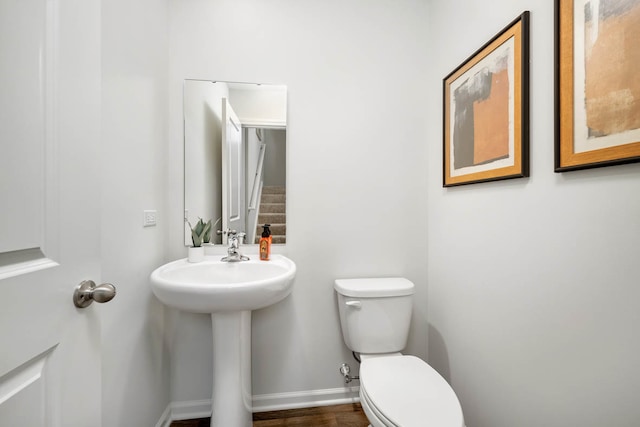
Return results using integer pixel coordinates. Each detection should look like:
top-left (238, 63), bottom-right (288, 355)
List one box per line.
top-left (155, 399), bottom-right (212, 425)
top-left (252, 386), bottom-right (360, 412)
top-left (169, 399), bottom-right (213, 420)
top-left (154, 404), bottom-right (172, 427)
top-left (156, 387), bottom-right (360, 425)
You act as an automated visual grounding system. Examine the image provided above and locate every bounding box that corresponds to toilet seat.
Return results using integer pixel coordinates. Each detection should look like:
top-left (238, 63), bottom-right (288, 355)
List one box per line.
top-left (360, 383), bottom-right (398, 427)
top-left (359, 355), bottom-right (464, 427)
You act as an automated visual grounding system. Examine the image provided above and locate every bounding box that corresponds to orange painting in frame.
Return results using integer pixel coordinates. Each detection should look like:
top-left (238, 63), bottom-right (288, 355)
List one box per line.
top-left (556, 0), bottom-right (640, 171)
top-left (443, 12), bottom-right (530, 187)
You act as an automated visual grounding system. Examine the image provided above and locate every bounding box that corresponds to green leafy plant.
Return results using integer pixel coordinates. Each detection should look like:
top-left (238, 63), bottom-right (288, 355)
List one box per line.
top-left (202, 219), bottom-right (213, 244)
top-left (188, 218), bottom-right (212, 247)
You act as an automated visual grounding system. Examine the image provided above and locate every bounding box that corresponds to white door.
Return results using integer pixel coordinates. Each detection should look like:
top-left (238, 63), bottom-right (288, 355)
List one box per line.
top-left (221, 98), bottom-right (244, 242)
top-left (0, 0), bottom-right (104, 425)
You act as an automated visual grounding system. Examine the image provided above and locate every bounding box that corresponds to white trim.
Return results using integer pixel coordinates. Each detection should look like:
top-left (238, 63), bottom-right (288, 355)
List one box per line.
top-left (169, 399), bottom-right (212, 421)
top-left (252, 386), bottom-right (360, 413)
top-left (240, 118), bottom-right (286, 128)
top-left (154, 404), bottom-right (172, 427)
top-left (248, 144), bottom-right (266, 211)
top-left (0, 348), bottom-right (51, 405)
top-left (155, 387), bottom-right (361, 425)
top-left (0, 257), bottom-right (59, 281)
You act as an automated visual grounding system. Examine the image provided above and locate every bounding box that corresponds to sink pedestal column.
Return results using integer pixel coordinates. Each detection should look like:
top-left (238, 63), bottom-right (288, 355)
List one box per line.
top-left (210, 310), bottom-right (253, 427)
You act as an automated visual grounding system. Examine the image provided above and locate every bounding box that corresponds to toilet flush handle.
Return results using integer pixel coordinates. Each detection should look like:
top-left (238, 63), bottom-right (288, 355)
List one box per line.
top-left (345, 300), bottom-right (362, 309)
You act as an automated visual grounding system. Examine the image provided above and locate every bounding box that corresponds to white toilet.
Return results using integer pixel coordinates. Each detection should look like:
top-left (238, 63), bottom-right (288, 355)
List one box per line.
top-left (334, 277), bottom-right (465, 427)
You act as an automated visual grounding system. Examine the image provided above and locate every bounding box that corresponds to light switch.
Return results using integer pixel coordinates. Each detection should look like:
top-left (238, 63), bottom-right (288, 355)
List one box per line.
top-left (144, 210), bottom-right (157, 227)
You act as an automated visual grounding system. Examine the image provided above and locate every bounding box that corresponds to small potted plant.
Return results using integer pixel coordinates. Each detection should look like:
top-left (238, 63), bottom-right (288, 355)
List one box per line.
top-left (187, 217), bottom-right (211, 262)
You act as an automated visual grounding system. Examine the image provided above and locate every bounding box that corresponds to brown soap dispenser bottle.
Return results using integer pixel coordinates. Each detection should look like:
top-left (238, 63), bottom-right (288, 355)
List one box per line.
top-left (259, 224), bottom-right (271, 261)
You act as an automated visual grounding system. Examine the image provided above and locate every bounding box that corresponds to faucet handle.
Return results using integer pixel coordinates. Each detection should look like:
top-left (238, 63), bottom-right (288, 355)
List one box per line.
top-left (217, 229), bottom-right (238, 236)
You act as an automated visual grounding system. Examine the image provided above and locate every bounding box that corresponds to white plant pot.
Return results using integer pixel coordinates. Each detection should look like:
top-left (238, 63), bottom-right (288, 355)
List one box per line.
top-left (188, 246), bottom-right (204, 263)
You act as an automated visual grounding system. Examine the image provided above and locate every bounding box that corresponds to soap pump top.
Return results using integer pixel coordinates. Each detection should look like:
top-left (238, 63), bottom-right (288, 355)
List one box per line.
top-left (261, 224), bottom-right (271, 240)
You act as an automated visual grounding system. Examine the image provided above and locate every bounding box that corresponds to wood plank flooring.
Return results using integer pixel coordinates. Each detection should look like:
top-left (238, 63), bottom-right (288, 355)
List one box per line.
top-left (170, 403), bottom-right (370, 427)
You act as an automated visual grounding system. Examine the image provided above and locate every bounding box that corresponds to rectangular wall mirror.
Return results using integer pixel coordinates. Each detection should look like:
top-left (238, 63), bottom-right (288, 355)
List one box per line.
top-left (183, 80), bottom-right (287, 246)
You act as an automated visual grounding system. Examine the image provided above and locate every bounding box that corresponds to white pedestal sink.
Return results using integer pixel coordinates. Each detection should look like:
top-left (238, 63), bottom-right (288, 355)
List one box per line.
top-left (150, 254), bottom-right (296, 427)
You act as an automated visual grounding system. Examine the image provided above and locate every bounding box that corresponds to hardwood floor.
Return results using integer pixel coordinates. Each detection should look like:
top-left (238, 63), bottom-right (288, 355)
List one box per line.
top-left (170, 403), bottom-right (370, 427)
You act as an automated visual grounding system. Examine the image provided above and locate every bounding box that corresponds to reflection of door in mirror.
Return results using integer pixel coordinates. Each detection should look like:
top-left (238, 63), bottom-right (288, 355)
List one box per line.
top-left (184, 80), bottom-right (287, 246)
top-left (222, 98), bottom-right (243, 240)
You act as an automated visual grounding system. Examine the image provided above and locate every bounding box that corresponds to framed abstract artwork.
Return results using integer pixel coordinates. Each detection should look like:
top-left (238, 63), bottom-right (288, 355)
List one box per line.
top-left (443, 12), bottom-right (530, 187)
top-left (556, 0), bottom-right (640, 171)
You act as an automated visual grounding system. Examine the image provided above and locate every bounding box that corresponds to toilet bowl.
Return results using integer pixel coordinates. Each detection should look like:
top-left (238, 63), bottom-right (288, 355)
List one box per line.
top-left (334, 278), bottom-right (464, 427)
top-left (359, 355), bottom-right (464, 427)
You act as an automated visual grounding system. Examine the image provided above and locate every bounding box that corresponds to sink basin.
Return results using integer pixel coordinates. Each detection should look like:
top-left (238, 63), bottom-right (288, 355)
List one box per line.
top-left (150, 254), bottom-right (296, 313)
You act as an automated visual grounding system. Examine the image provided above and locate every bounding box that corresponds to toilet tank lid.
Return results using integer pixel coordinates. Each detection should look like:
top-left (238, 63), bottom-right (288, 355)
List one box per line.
top-left (334, 278), bottom-right (414, 297)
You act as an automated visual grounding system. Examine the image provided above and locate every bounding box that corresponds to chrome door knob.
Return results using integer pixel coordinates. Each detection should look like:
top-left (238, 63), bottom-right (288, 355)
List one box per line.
top-left (73, 280), bottom-right (116, 308)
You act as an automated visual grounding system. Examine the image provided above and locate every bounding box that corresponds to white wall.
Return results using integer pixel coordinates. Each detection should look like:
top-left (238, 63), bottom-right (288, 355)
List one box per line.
top-left (167, 0), bottom-right (430, 408)
top-left (100, 0), bottom-right (171, 425)
top-left (426, 1), bottom-right (640, 427)
top-left (263, 129), bottom-right (286, 187)
top-left (229, 85), bottom-right (287, 126)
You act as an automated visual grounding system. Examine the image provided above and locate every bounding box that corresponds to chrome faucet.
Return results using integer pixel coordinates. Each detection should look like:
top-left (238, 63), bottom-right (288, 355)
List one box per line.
top-left (218, 229), bottom-right (250, 262)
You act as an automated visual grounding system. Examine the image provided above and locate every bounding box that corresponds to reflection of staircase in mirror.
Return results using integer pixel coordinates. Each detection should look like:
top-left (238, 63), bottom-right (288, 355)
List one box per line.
top-left (255, 186), bottom-right (286, 244)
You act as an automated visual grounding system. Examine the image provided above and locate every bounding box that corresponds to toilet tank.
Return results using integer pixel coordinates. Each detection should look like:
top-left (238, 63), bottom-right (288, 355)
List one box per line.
top-left (334, 278), bottom-right (414, 354)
